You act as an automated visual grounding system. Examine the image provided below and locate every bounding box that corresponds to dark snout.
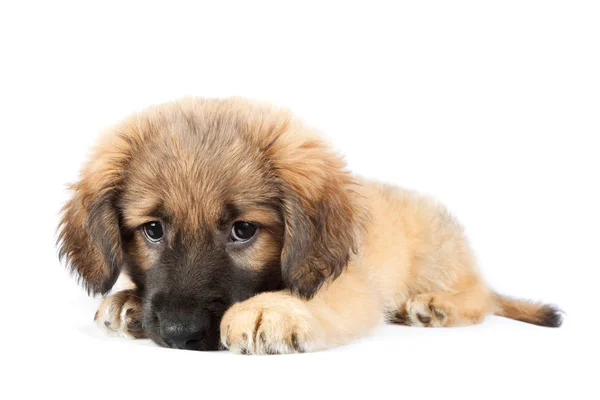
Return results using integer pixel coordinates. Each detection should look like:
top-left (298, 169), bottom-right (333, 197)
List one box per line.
top-left (160, 310), bottom-right (214, 350)
top-left (142, 243), bottom-right (279, 351)
top-left (150, 292), bottom-right (227, 351)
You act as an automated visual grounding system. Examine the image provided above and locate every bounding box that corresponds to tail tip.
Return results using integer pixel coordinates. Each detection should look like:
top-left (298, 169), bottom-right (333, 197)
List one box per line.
top-left (539, 304), bottom-right (564, 328)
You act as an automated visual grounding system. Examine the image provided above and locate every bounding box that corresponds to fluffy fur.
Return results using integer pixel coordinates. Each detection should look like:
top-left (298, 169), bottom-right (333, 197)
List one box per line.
top-left (58, 97), bottom-right (562, 353)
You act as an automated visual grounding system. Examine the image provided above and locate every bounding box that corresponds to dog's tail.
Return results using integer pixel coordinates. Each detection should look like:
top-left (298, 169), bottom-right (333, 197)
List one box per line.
top-left (492, 293), bottom-right (563, 327)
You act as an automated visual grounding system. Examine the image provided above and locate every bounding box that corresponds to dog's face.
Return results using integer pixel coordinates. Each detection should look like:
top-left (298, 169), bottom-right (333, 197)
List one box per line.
top-left (58, 98), bottom-right (361, 350)
top-left (119, 126), bottom-right (286, 350)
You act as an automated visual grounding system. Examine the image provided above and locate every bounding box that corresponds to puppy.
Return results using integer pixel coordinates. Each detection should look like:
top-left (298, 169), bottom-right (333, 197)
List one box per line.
top-left (58, 97), bottom-right (562, 353)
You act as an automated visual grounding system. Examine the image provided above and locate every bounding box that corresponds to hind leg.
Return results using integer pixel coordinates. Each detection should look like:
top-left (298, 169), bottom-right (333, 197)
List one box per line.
top-left (399, 284), bottom-right (494, 327)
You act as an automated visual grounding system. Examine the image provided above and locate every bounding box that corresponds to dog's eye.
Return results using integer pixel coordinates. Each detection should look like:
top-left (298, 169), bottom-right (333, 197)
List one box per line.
top-left (142, 221), bottom-right (164, 243)
top-left (231, 221), bottom-right (257, 242)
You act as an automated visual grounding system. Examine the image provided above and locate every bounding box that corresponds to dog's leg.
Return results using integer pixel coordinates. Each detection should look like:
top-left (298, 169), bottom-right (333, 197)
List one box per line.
top-left (402, 284), bottom-right (494, 327)
top-left (93, 274), bottom-right (146, 338)
top-left (220, 270), bottom-right (383, 354)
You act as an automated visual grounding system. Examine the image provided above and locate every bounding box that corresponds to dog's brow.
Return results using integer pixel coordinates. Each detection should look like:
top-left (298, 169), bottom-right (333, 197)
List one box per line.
top-left (123, 202), bottom-right (170, 228)
top-left (147, 203), bottom-right (169, 221)
top-left (218, 201), bottom-right (281, 230)
top-left (217, 203), bottom-right (241, 230)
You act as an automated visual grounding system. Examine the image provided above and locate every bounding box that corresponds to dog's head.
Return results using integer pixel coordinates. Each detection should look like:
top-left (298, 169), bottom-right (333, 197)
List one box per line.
top-left (58, 98), bottom-right (363, 350)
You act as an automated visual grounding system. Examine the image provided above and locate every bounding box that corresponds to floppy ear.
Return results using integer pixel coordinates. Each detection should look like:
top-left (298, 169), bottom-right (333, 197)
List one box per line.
top-left (265, 128), bottom-right (364, 299)
top-left (58, 131), bottom-right (133, 295)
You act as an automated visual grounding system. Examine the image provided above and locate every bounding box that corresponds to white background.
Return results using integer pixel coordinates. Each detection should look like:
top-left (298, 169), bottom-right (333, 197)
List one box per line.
top-left (1, 1), bottom-right (598, 399)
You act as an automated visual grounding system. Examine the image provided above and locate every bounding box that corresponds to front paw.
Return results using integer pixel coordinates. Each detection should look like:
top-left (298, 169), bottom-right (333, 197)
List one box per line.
top-left (220, 293), bottom-right (317, 355)
top-left (94, 290), bottom-right (146, 339)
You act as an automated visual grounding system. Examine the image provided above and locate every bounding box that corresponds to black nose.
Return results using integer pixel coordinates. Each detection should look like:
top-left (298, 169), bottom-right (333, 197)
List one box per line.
top-left (160, 314), bottom-right (209, 350)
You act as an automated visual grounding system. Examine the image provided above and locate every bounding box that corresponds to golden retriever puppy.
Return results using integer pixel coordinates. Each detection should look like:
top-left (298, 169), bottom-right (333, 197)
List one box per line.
top-left (58, 97), bottom-right (562, 353)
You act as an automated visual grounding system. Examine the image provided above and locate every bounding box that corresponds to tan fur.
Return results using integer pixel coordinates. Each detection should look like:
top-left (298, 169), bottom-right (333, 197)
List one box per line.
top-left (59, 97), bottom-right (562, 354)
top-left (221, 180), bottom-right (560, 354)
top-left (492, 293), bottom-right (562, 327)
